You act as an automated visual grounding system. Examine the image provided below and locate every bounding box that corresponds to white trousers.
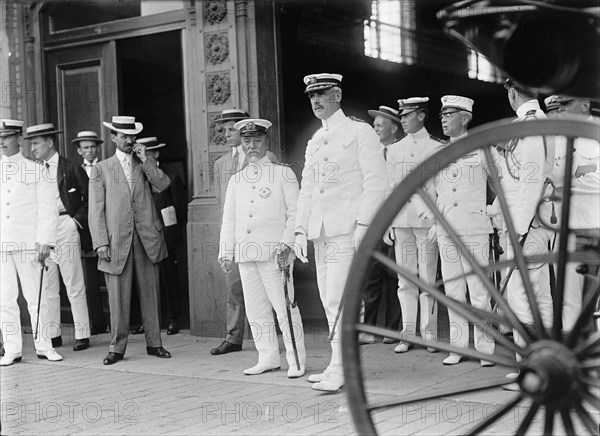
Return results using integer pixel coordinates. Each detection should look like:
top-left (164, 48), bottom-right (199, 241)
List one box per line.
top-left (1, 250), bottom-right (53, 353)
top-left (507, 226), bottom-right (554, 328)
top-left (313, 232), bottom-right (355, 376)
top-left (560, 234), bottom-right (584, 332)
top-left (238, 261), bottom-right (306, 368)
top-left (393, 227), bottom-right (438, 339)
top-left (438, 234), bottom-right (495, 355)
top-left (44, 215), bottom-right (90, 340)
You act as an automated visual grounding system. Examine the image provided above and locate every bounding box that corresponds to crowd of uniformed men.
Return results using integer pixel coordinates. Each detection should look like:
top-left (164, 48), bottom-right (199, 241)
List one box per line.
top-left (1, 72), bottom-right (598, 394)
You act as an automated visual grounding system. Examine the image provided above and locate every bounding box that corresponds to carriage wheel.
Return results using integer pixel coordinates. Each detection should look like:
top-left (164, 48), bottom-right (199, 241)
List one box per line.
top-left (342, 118), bottom-right (600, 435)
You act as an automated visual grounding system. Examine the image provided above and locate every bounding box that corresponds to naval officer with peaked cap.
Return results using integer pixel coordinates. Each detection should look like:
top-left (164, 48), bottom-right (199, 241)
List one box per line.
top-left (294, 73), bottom-right (387, 391)
top-left (218, 118), bottom-right (307, 378)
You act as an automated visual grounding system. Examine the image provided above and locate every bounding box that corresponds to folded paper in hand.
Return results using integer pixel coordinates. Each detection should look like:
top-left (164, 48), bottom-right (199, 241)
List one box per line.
top-left (161, 205), bottom-right (178, 227)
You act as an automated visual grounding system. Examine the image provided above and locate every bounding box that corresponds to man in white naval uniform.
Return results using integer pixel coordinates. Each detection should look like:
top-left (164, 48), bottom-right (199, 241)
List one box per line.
top-left (545, 95), bottom-right (599, 331)
top-left (27, 123), bottom-right (92, 351)
top-left (500, 80), bottom-right (555, 360)
top-left (0, 119), bottom-right (62, 365)
top-left (384, 97), bottom-right (443, 354)
top-left (219, 118), bottom-right (306, 378)
top-left (294, 73), bottom-right (387, 392)
top-left (212, 109), bottom-right (278, 356)
top-left (416, 96), bottom-right (496, 366)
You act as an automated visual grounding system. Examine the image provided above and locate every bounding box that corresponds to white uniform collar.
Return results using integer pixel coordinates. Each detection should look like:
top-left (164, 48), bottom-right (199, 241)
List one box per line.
top-left (321, 108), bottom-right (346, 129)
top-left (407, 126), bottom-right (429, 142)
top-left (115, 148), bottom-right (132, 163)
top-left (516, 99), bottom-right (542, 118)
top-left (450, 132), bottom-right (468, 143)
top-left (2, 151), bottom-right (24, 163)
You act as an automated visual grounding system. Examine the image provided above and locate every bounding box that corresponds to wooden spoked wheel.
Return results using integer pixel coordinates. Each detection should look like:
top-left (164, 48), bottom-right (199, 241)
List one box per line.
top-left (342, 119), bottom-right (600, 435)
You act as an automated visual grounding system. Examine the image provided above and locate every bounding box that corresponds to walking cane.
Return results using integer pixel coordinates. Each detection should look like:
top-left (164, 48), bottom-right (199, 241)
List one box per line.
top-left (34, 263), bottom-right (47, 341)
top-left (277, 246), bottom-right (301, 371)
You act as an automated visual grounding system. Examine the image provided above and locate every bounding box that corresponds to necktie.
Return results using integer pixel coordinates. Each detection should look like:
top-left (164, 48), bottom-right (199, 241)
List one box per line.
top-left (232, 151), bottom-right (239, 172)
top-left (383, 146), bottom-right (388, 162)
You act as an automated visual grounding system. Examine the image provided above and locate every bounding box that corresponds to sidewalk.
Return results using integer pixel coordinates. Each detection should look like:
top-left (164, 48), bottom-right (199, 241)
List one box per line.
top-left (0, 327), bottom-right (593, 435)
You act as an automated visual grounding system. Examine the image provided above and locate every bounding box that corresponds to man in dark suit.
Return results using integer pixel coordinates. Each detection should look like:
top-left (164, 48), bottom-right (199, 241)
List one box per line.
top-left (89, 116), bottom-right (171, 365)
top-left (139, 137), bottom-right (186, 335)
top-left (73, 131), bottom-right (107, 336)
top-left (26, 123), bottom-right (91, 351)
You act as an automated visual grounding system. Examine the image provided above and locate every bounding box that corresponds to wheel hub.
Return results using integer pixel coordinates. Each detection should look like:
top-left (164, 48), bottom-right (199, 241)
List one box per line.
top-left (519, 340), bottom-right (581, 408)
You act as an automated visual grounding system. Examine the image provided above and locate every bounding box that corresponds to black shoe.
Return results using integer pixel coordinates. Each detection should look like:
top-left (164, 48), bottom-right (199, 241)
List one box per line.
top-left (73, 338), bottom-right (90, 351)
top-left (211, 341), bottom-right (242, 355)
top-left (130, 326), bottom-right (144, 335)
top-left (146, 346), bottom-right (171, 358)
top-left (103, 352), bottom-right (123, 365)
top-left (166, 319), bottom-right (179, 335)
top-left (51, 336), bottom-right (63, 348)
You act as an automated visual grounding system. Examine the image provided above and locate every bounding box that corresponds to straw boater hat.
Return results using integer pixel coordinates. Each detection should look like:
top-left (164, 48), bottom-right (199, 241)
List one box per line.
top-left (233, 119), bottom-right (272, 137)
top-left (303, 73), bottom-right (343, 93)
top-left (23, 123), bottom-right (63, 139)
top-left (440, 95), bottom-right (474, 113)
top-left (214, 109), bottom-right (250, 124)
top-left (397, 97), bottom-right (429, 116)
top-left (102, 116), bottom-right (143, 135)
top-left (0, 119), bottom-right (24, 137)
top-left (137, 137), bottom-right (166, 151)
top-left (367, 105), bottom-right (402, 125)
top-left (71, 131), bottom-right (104, 145)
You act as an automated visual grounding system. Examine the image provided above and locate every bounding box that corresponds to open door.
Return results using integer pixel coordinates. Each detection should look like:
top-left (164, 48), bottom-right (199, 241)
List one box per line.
top-left (46, 42), bottom-right (118, 160)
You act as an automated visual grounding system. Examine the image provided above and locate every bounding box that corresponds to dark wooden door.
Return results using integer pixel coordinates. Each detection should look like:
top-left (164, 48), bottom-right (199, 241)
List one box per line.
top-left (46, 42), bottom-right (118, 160)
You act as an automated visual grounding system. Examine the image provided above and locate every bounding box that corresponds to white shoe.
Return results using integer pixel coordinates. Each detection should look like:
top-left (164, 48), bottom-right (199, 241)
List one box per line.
top-left (36, 349), bottom-right (63, 362)
top-left (307, 369), bottom-right (333, 383)
top-left (243, 363), bottom-right (280, 375)
top-left (480, 360), bottom-right (495, 367)
top-left (287, 365), bottom-right (306, 379)
top-left (383, 337), bottom-right (398, 344)
top-left (358, 333), bottom-right (376, 345)
top-left (0, 353), bottom-right (22, 366)
top-left (424, 334), bottom-right (438, 353)
top-left (311, 372), bottom-right (344, 392)
top-left (394, 342), bottom-right (412, 353)
top-left (442, 353), bottom-right (464, 365)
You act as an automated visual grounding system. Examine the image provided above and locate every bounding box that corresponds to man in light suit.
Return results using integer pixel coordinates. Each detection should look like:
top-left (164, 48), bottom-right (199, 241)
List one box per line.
top-left (294, 73), bottom-right (387, 392)
top-left (416, 96), bottom-right (497, 366)
top-left (384, 97), bottom-right (444, 355)
top-left (1, 119), bottom-right (62, 365)
top-left (211, 109), bottom-right (278, 356)
top-left (89, 115), bottom-right (172, 365)
top-left (219, 118), bottom-right (306, 378)
top-left (73, 131), bottom-right (107, 336)
top-left (27, 123), bottom-right (91, 352)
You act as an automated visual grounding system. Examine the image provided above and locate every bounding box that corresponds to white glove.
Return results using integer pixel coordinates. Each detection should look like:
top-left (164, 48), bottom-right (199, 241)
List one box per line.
top-left (383, 227), bottom-right (395, 246)
top-left (293, 233), bottom-right (308, 263)
top-left (354, 224), bottom-right (368, 250)
top-left (486, 204), bottom-right (503, 229)
top-left (428, 224), bottom-right (437, 244)
top-left (219, 258), bottom-right (233, 274)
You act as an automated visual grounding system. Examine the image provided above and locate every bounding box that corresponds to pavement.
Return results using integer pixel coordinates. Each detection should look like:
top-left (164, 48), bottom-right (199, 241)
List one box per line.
top-left (1, 326), bottom-right (597, 435)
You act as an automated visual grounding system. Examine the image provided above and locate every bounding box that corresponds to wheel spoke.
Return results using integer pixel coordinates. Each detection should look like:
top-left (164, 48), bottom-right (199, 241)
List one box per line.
top-left (514, 403), bottom-right (540, 436)
top-left (580, 358), bottom-right (600, 369)
top-left (560, 408), bottom-right (576, 435)
top-left (464, 394), bottom-right (524, 436)
top-left (553, 137), bottom-right (576, 340)
top-left (567, 270), bottom-right (600, 348)
top-left (372, 251), bottom-right (526, 356)
top-left (483, 147), bottom-right (547, 340)
top-left (415, 183), bottom-right (535, 344)
top-left (580, 388), bottom-right (600, 408)
top-left (356, 322), bottom-right (518, 367)
top-left (573, 402), bottom-right (600, 435)
top-left (580, 375), bottom-right (600, 390)
top-left (367, 379), bottom-right (520, 412)
top-left (544, 407), bottom-right (555, 435)
top-left (575, 331), bottom-right (600, 357)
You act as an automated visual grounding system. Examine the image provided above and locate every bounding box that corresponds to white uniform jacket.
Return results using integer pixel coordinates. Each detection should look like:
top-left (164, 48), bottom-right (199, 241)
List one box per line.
top-left (1, 152), bottom-right (58, 251)
top-left (295, 109), bottom-right (387, 239)
top-left (554, 115), bottom-right (600, 229)
top-left (498, 100), bottom-right (555, 235)
top-left (413, 135), bottom-right (499, 237)
top-left (386, 127), bottom-right (443, 228)
top-left (219, 157), bottom-right (299, 263)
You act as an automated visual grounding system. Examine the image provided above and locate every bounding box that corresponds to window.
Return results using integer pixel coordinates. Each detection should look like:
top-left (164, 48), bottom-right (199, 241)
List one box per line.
top-left (364, 0), bottom-right (416, 64)
top-left (467, 49), bottom-right (504, 83)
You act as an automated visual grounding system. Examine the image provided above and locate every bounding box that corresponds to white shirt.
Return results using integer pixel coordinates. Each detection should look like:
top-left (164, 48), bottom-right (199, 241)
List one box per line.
top-left (116, 149), bottom-right (133, 191)
top-left (45, 152), bottom-right (67, 214)
top-left (83, 157), bottom-right (99, 177)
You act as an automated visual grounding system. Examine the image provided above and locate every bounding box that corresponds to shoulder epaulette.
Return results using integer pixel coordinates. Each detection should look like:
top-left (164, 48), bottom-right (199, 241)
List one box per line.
top-left (524, 109), bottom-right (538, 119)
top-left (429, 134), bottom-right (445, 143)
top-left (349, 115), bottom-right (367, 123)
